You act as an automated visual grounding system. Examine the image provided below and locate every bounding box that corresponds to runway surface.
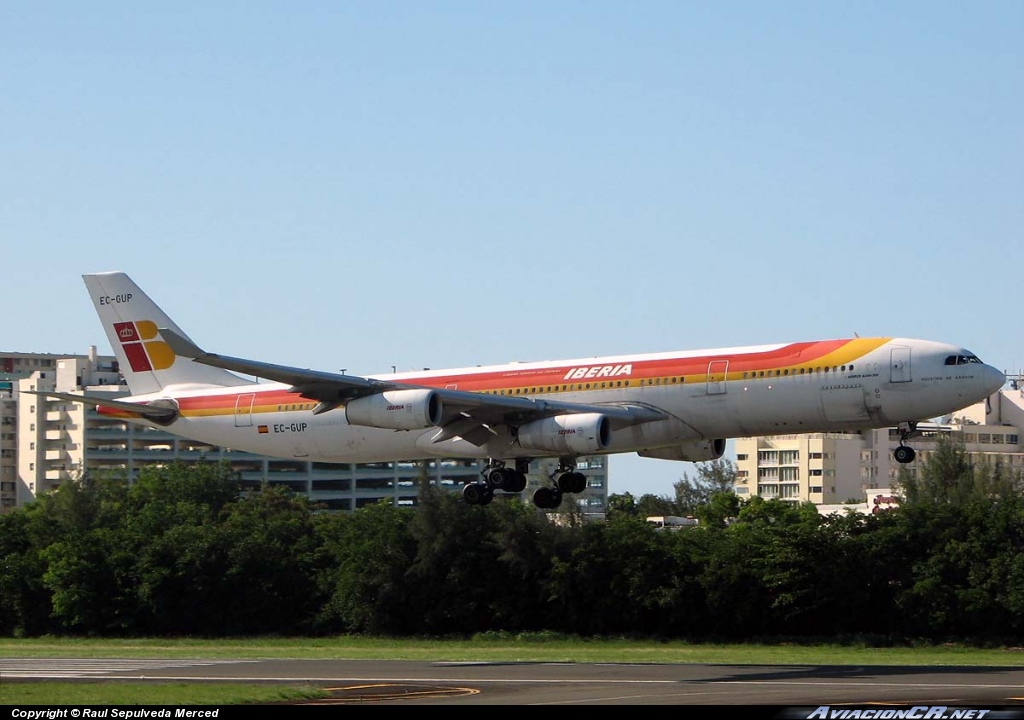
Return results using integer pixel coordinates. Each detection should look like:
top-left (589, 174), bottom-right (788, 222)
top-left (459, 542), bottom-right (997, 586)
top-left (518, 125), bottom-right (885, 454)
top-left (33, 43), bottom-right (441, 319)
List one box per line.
top-left (5, 657), bottom-right (1024, 705)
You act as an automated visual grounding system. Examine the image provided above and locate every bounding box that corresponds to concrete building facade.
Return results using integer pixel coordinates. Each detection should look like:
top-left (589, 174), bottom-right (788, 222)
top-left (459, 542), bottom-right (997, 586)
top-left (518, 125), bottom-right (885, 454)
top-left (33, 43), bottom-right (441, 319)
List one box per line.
top-left (2, 351), bottom-right (92, 512)
top-left (734, 431), bottom-right (865, 504)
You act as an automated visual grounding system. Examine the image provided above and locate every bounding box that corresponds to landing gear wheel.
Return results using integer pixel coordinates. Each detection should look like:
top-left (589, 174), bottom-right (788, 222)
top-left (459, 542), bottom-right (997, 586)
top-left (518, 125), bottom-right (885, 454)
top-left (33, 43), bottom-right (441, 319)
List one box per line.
top-left (507, 470), bottom-right (527, 493)
top-left (463, 483), bottom-right (494, 505)
top-left (894, 445), bottom-right (916, 464)
top-left (533, 487), bottom-right (553, 509)
top-left (486, 467), bottom-right (527, 492)
top-left (549, 488), bottom-right (563, 508)
top-left (487, 467), bottom-right (510, 489)
top-left (533, 486), bottom-right (563, 509)
top-left (557, 471), bottom-right (587, 494)
top-left (569, 471), bottom-right (587, 493)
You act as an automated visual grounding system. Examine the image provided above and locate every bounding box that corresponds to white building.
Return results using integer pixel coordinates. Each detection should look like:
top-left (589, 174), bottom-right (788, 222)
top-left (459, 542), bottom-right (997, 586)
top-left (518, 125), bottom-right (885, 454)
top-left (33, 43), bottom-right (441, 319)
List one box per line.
top-left (734, 431), bottom-right (865, 504)
top-left (2, 350), bottom-right (96, 512)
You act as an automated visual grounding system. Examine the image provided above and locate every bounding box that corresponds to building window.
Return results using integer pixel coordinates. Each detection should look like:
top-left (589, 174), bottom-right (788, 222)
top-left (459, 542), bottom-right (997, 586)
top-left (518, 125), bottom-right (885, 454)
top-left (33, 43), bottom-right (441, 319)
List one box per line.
top-left (779, 450), bottom-right (799, 464)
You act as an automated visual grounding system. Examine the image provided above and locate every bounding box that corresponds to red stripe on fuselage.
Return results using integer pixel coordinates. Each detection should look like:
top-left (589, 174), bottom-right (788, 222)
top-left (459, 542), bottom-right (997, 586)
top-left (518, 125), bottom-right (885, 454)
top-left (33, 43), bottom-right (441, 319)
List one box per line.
top-left (169, 339), bottom-right (870, 416)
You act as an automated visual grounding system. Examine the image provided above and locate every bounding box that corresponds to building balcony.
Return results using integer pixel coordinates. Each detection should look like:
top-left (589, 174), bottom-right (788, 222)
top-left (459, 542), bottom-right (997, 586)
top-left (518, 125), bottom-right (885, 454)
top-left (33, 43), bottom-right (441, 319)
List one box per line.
top-left (129, 449), bottom-right (179, 460)
top-left (87, 428), bottom-right (131, 439)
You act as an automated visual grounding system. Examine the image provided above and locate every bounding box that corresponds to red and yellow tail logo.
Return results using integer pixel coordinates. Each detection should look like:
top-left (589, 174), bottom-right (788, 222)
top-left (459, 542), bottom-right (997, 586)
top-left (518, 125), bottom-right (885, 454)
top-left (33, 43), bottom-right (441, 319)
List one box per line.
top-left (113, 320), bottom-right (175, 371)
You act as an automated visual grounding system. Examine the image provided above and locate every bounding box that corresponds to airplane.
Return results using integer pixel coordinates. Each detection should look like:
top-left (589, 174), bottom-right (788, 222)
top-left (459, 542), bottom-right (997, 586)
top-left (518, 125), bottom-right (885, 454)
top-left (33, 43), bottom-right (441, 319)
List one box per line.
top-left (34, 272), bottom-right (1007, 510)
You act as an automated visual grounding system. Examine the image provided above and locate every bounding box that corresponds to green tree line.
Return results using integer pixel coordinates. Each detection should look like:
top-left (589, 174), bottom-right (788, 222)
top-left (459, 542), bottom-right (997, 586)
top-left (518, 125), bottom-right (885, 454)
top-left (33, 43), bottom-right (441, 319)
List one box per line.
top-left (3, 436), bottom-right (1024, 642)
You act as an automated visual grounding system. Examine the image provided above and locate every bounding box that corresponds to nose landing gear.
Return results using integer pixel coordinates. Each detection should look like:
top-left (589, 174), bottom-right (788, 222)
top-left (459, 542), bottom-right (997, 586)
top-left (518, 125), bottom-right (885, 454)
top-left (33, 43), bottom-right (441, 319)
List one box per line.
top-left (893, 421), bottom-right (919, 464)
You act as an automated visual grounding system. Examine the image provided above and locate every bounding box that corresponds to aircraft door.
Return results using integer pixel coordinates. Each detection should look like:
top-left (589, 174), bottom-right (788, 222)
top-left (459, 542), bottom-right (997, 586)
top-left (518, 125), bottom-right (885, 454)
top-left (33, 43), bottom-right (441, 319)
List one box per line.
top-left (706, 360), bottom-right (729, 395)
top-left (820, 385), bottom-right (871, 423)
top-left (890, 347), bottom-right (912, 383)
top-left (234, 393), bottom-right (255, 427)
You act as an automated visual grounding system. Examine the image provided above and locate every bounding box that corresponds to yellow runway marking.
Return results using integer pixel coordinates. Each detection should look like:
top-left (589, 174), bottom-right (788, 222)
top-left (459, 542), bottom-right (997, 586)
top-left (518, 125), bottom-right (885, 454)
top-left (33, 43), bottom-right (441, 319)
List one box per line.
top-left (303, 683), bottom-right (480, 704)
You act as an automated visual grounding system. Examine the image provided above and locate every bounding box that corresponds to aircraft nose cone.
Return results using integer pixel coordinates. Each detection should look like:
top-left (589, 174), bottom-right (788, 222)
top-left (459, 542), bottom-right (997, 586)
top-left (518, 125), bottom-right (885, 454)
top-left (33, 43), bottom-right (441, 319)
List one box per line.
top-left (984, 365), bottom-right (1006, 395)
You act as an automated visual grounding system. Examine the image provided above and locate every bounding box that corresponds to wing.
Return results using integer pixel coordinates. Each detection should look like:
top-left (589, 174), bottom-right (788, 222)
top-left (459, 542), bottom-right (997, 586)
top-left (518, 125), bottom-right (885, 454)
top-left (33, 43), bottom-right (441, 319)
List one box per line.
top-left (159, 328), bottom-right (666, 446)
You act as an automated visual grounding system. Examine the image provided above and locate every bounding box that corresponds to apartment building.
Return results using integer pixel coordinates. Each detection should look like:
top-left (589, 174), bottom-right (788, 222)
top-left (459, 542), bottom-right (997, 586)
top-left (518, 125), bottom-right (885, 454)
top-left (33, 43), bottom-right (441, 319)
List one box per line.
top-left (2, 350), bottom-right (97, 512)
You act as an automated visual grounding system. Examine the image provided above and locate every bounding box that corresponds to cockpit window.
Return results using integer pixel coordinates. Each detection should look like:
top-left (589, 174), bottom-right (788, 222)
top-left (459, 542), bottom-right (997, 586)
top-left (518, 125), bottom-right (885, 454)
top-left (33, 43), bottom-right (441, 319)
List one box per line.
top-left (944, 354), bottom-right (983, 366)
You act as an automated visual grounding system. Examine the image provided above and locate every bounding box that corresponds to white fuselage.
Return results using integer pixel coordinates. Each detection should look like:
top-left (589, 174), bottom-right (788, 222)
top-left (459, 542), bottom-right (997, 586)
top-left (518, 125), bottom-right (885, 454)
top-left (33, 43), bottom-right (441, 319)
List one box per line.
top-left (109, 337), bottom-right (1005, 464)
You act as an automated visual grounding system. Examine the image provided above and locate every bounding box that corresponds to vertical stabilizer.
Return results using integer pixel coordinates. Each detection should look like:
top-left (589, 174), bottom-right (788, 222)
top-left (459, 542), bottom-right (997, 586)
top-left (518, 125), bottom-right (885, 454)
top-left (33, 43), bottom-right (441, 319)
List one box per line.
top-left (83, 272), bottom-right (252, 395)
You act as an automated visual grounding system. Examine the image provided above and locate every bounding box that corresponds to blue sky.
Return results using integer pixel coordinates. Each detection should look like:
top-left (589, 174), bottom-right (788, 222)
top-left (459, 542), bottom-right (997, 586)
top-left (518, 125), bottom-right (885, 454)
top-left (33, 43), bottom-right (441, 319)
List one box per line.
top-left (3, 2), bottom-right (1022, 498)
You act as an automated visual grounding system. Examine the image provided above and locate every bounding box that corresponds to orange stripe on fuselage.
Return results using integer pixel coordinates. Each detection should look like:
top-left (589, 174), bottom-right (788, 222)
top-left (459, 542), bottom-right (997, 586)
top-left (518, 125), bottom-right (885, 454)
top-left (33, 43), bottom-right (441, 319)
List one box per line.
top-left (162, 337), bottom-right (892, 419)
top-left (406, 338), bottom-right (889, 392)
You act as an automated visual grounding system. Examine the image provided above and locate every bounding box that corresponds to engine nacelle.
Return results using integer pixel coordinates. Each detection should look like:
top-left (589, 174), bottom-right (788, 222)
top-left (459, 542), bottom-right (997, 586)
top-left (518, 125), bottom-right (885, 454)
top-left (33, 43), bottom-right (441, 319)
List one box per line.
top-left (638, 438), bottom-right (726, 462)
top-left (517, 413), bottom-right (610, 455)
top-left (345, 389), bottom-right (443, 430)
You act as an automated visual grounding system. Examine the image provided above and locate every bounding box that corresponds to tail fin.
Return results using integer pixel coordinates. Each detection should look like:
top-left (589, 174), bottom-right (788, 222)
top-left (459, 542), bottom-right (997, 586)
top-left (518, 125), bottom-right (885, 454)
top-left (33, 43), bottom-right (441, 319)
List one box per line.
top-left (83, 272), bottom-right (252, 395)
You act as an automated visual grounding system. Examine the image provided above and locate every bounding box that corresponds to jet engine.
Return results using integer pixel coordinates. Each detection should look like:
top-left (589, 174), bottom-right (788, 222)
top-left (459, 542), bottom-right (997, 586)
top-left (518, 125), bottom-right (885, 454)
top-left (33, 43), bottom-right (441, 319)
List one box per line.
top-left (517, 413), bottom-right (610, 455)
top-left (345, 389), bottom-right (443, 430)
top-left (638, 438), bottom-right (726, 462)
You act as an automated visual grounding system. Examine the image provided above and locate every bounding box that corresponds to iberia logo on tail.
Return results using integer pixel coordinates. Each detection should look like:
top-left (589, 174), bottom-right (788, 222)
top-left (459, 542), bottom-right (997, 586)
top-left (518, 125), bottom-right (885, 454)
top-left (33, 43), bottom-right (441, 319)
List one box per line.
top-left (113, 320), bottom-right (175, 371)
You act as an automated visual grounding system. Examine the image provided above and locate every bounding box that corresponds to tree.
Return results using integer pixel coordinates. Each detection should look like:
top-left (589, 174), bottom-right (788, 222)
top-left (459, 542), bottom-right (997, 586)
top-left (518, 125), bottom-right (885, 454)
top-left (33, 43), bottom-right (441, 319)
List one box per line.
top-left (696, 490), bottom-right (740, 528)
top-left (674, 458), bottom-right (739, 514)
top-left (606, 492), bottom-right (638, 519)
top-left (314, 499), bottom-right (417, 635)
top-left (635, 493), bottom-right (679, 518)
top-left (897, 433), bottom-right (1022, 505)
top-left (214, 485), bottom-right (323, 635)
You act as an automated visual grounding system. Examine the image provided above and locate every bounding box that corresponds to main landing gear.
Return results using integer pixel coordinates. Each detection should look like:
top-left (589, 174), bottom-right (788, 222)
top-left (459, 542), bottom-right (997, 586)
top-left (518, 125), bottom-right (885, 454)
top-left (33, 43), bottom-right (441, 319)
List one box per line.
top-left (893, 421), bottom-right (919, 464)
top-left (462, 459), bottom-right (529, 506)
top-left (533, 458), bottom-right (588, 510)
top-left (462, 457), bottom-right (590, 509)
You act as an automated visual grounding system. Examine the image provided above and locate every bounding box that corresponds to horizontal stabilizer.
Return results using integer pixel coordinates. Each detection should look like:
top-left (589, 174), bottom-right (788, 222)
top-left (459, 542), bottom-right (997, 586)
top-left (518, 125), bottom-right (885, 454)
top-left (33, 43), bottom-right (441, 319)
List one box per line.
top-left (22, 390), bottom-right (179, 422)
